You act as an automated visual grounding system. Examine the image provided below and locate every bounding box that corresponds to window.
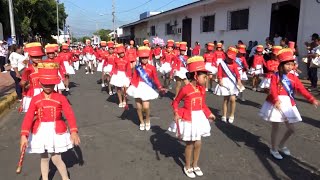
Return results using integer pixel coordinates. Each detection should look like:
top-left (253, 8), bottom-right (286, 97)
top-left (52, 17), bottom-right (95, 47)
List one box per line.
top-left (166, 23), bottom-right (174, 35)
top-left (150, 26), bottom-right (156, 36)
top-left (202, 15), bottom-right (215, 32)
top-left (228, 9), bottom-right (249, 30)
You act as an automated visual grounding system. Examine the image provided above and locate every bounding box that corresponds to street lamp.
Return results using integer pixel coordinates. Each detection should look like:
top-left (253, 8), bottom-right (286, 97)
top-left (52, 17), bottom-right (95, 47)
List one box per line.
top-left (8, 0), bottom-right (16, 44)
top-left (56, 0), bottom-right (59, 44)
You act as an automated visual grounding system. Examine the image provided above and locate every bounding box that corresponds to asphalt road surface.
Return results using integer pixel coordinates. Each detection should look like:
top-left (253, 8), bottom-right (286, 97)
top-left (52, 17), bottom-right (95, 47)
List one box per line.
top-left (1, 68), bottom-right (320, 180)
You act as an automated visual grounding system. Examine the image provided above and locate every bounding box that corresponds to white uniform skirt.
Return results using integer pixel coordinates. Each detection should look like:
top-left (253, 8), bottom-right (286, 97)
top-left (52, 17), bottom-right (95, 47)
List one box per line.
top-left (259, 77), bottom-right (271, 89)
top-left (259, 96), bottom-right (302, 123)
top-left (22, 88), bottom-right (42, 113)
top-left (74, 61), bottom-right (80, 71)
top-left (168, 110), bottom-right (211, 141)
top-left (249, 65), bottom-right (264, 75)
top-left (97, 60), bottom-right (104, 72)
top-left (27, 122), bottom-right (73, 153)
top-left (127, 81), bottom-right (159, 101)
top-left (110, 71), bottom-right (130, 87)
top-left (214, 77), bottom-right (239, 96)
top-left (63, 61), bottom-right (75, 75)
top-left (103, 64), bottom-right (113, 74)
top-left (174, 67), bottom-right (188, 79)
top-left (84, 53), bottom-right (95, 62)
top-left (238, 69), bottom-right (248, 81)
top-left (205, 63), bottom-right (218, 75)
top-left (159, 62), bottom-right (172, 74)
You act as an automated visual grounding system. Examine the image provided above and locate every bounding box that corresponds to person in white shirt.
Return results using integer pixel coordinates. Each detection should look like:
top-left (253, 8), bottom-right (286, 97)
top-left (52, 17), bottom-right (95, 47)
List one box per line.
top-left (0, 40), bottom-right (6, 72)
top-left (273, 33), bottom-right (282, 46)
top-left (9, 45), bottom-right (28, 101)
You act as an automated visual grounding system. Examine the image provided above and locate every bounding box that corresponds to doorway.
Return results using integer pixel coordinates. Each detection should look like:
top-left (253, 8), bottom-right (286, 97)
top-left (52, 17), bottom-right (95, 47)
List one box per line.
top-left (182, 18), bottom-right (192, 56)
top-left (269, 0), bottom-right (300, 42)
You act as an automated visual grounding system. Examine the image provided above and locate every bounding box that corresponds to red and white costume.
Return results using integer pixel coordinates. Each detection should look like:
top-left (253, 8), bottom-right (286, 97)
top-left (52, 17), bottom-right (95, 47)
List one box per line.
top-left (212, 48), bottom-right (226, 66)
top-left (235, 56), bottom-right (249, 81)
top-left (259, 59), bottom-right (279, 89)
top-left (249, 45), bottom-right (266, 75)
top-left (168, 56), bottom-right (212, 141)
top-left (172, 55), bottom-right (188, 79)
top-left (58, 44), bottom-right (75, 75)
top-left (82, 45), bottom-right (95, 62)
top-left (72, 48), bottom-right (81, 70)
top-left (96, 44), bottom-right (109, 72)
top-left (109, 51), bottom-right (131, 87)
top-left (159, 40), bottom-right (175, 74)
top-left (126, 46), bottom-right (138, 64)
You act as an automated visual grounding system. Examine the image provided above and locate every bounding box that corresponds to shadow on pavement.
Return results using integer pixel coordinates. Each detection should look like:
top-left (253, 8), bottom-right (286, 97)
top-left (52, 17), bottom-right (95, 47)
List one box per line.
top-left (237, 99), bottom-right (262, 109)
top-left (118, 104), bottom-right (140, 126)
top-left (39, 146), bottom-right (84, 180)
top-left (302, 115), bottom-right (320, 129)
top-left (215, 122), bottom-right (320, 180)
top-left (150, 125), bottom-right (185, 170)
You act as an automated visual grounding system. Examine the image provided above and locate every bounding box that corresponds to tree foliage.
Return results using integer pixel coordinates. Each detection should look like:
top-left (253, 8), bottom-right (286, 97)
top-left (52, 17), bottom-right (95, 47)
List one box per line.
top-left (93, 29), bottom-right (112, 41)
top-left (0, 0), bottom-right (67, 42)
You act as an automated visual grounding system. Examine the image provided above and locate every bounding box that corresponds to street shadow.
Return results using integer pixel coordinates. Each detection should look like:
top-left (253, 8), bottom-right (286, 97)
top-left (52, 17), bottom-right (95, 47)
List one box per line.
top-left (215, 121), bottom-right (320, 180)
top-left (118, 104), bottom-right (140, 126)
top-left (302, 115), bottom-right (320, 129)
top-left (69, 82), bottom-right (79, 89)
top-left (237, 99), bottom-right (262, 109)
top-left (39, 146), bottom-right (84, 180)
top-left (106, 94), bottom-right (118, 105)
top-left (150, 125), bottom-right (185, 169)
top-left (96, 79), bottom-right (102, 84)
top-left (160, 91), bottom-right (175, 100)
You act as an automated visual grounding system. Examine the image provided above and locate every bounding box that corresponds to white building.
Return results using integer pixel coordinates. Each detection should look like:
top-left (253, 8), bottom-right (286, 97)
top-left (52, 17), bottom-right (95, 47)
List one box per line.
top-left (120, 0), bottom-right (320, 57)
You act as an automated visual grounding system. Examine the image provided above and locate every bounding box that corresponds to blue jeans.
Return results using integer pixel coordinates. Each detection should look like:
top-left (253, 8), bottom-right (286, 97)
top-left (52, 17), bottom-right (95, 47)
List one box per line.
top-left (10, 70), bottom-right (22, 100)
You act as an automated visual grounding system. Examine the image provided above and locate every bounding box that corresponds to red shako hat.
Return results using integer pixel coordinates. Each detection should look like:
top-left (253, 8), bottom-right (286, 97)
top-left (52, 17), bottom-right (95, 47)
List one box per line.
top-left (138, 46), bottom-right (150, 58)
top-left (25, 42), bottom-right (44, 57)
top-left (45, 44), bottom-right (56, 53)
top-left (277, 48), bottom-right (295, 63)
top-left (179, 42), bottom-right (187, 51)
top-left (207, 43), bottom-right (214, 51)
top-left (37, 62), bottom-right (60, 85)
top-left (272, 46), bottom-right (282, 55)
top-left (62, 43), bottom-right (69, 50)
top-left (107, 41), bottom-right (114, 48)
top-left (187, 56), bottom-right (207, 72)
top-left (116, 44), bottom-right (125, 53)
top-left (227, 46), bottom-right (238, 60)
top-left (238, 44), bottom-right (246, 54)
top-left (256, 45), bottom-right (264, 52)
top-left (167, 39), bottom-right (174, 47)
top-left (100, 41), bottom-right (107, 47)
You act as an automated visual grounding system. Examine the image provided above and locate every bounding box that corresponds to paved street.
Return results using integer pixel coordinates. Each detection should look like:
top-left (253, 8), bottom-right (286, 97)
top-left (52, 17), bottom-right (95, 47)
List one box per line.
top-left (0, 68), bottom-right (320, 180)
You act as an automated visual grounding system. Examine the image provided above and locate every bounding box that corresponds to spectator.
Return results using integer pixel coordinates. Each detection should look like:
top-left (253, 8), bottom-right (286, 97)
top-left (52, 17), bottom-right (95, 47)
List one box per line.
top-left (0, 40), bottom-right (6, 73)
top-left (190, 41), bottom-right (201, 56)
top-left (307, 36), bottom-right (320, 91)
top-left (9, 45), bottom-right (28, 101)
top-left (249, 41), bottom-right (258, 57)
top-left (273, 33), bottom-right (282, 46)
top-left (280, 38), bottom-right (288, 48)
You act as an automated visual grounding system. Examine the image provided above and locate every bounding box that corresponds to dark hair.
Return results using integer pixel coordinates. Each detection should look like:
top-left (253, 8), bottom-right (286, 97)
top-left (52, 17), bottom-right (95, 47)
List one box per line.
top-left (186, 71), bottom-right (207, 81)
top-left (10, 44), bottom-right (23, 52)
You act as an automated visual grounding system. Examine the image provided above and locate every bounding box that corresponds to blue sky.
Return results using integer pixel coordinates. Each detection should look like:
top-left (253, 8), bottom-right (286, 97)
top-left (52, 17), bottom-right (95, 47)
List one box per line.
top-left (62, 0), bottom-right (196, 37)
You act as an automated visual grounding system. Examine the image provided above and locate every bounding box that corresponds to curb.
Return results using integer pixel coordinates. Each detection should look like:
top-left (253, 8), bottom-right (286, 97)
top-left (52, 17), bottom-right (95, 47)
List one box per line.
top-left (0, 91), bottom-right (17, 115)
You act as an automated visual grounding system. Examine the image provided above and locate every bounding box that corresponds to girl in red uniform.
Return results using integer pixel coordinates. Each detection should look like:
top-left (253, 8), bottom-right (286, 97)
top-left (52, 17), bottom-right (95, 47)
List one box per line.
top-left (127, 46), bottom-right (165, 130)
top-left (102, 41), bottom-right (116, 94)
top-left (235, 45), bottom-right (249, 101)
top-left (45, 44), bottom-right (66, 93)
top-left (171, 42), bottom-right (189, 97)
top-left (249, 45), bottom-right (266, 91)
top-left (20, 62), bottom-right (80, 180)
top-left (20, 42), bottom-right (44, 112)
top-left (174, 42), bottom-right (180, 56)
top-left (160, 40), bottom-right (175, 89)
top-left (259, 48), bottom-right (318, 160)
top-left (126, 40), bottom-right (138, 69)
top-left (212, 43), bottom-right (226, 81)
top-left (204, 43), bottom-right (217, 91)
top-left (58, 43), bottom-right (74, 92)
top-left (215, 47), bottom-right (244, 123)
top-left (96, 41), bottom-right (107, 73)
top-left (168, 56), bottom-right (215, 178)
top-left (110, 44), bottom-right (131, 107)
top-left (259, 46), bottom-right (282, 91)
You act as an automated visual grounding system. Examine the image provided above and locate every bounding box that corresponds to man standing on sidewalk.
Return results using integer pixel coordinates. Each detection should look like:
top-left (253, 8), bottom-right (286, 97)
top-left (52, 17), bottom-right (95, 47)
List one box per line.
top-left (0, 40), bottom-right (7, 73)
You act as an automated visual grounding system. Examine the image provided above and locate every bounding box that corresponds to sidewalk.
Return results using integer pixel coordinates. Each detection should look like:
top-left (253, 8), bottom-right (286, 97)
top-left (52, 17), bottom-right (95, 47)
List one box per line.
top-left (0, 65), bottom-right (17, 115)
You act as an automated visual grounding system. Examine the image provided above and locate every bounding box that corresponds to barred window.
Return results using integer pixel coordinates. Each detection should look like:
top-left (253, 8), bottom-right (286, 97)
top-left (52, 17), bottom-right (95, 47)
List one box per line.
top-left (150, 26), bottom-right (156, 36)
top-left (228, 9), bottom-right (249, 30)
top-left (166, 23), bottom-right (174, 35)
top-left (202, 15), bottom-right (215, 32)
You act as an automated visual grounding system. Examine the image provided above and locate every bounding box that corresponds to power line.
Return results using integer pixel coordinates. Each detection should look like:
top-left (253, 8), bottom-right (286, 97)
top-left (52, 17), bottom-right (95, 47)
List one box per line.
top-left (116, 0), bottom-right (152, 14)
top-left (153, 0), bottom-right (177, 11)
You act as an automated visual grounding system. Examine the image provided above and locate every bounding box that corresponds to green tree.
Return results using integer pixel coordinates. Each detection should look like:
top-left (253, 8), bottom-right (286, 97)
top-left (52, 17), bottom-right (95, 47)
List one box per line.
top-left (81, 36), bottom-right (91, 43)
top-left (93, 29), bottom-right (112, 41)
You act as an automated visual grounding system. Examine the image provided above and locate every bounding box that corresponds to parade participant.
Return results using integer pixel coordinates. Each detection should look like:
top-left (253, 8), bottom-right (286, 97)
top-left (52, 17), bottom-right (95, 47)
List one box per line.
top-left (126, 40), bottom-right (138, 69)
top-left (96, 41), bottom-right (107, 73)
top-left (168, 56), bottom-right (215, 178)
top-left (174, 42), bottom-right (180, 56)
top-left (171, 42), bottom-right (189, 97)
top-left (212, 42), bottom-right (226, 81)
top-left (235, 44), bottom-right (249, 101)
top-left (102, 41), bottom-right (117, 94)
top-left (82, 39), bottom-right (95, 74)
top-left (215, 47), bottom-right (244, 123)
top-left (142, 39), bottom-right (153, 65)
top-left (20, 42), bottom-right (44, 112)
top-left (45, 44), bottom-right (66, 93)
top-left (153, 44), bottom-right (162, 70)
top-left (19, 62), bottom-right (80, 180)
top-left (58, 43), bottom-right (74, 92)
top-left (127, 46), bottom-right (165, 130)
top-left (259, 46), bottom-right (282, 91)
top-left (191, 41), bottom-right (201, 56)
top-left (259, 48), bottom-right (318, 160)
top-left (288, 41), bottom-right (301, 76)
top-left (204, 42), bottom-right (217, 91)
top-left (72, 46), bottom-right (81, 71)
top-left (160, 40), bottom-right (175, 89)
top-left (109, 44), bottom-right (131, 107)
top-left (249, 45), bottom-right (266, 91)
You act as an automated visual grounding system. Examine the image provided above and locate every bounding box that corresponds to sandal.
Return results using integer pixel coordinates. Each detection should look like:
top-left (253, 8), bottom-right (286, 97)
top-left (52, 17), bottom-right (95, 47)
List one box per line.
top-left (183, 167), bottom-right (196, 178)
top-left (193, 167), bottom-right (204, 176)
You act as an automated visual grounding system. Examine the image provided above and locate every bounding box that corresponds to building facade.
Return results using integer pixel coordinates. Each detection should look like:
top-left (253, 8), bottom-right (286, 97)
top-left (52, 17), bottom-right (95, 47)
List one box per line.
top-left (120, 0), bottom-right (320, 57)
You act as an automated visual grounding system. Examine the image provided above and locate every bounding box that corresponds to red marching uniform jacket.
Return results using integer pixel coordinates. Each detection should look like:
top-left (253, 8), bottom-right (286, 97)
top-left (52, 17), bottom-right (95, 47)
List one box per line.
top-left (126, 47), bottom-right (137, 63)
top-left (161, 52), bottom-right (175, 64)
top-left (236, 56), bottom-right (249, 71)
top-left (153, 47), bottom-right (161, 57)
top-left (266, 73), bottom-right (315, 106)
top-left (21, 64), bottom-right (41, 97)
top-left (217, 62), bottom-right (241, 80)
top-left (110, 57), bottom-right (131, 77)
top-left (212, 50), bottom-right (226, 67)
top-left (82, 46), bottom-right (94, 55)
top-left (130, 63), bottom-right (162, 89)
top-left (103, 53), bottom-right (117, 68)
top-left (71, 49), bottom-right (81, 62)
top-left (171, 55), bottom-right (188, 75)
top-left (58, 52), bottom-right (73, 64)
top-left (265, 60), bottom-right (279, 78)
top-left (252, 54), bottom-right (266, 69)
top-left (20, 92), bottom-right (78, 136)
top-left (46, 57), bottom-right (66, 79)
top-left (172, 83), bottom-right (211, 121)
top-left (203, 52), bottom-right (215, 64)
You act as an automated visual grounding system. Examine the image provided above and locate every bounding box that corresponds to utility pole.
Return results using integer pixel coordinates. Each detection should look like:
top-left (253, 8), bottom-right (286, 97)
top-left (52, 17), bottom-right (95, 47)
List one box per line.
top-left (56, 0), bottom-right (60, 44)
top-left (112, 0), bottom-right (116, 42)
top-left (8, 0), bottom-right (16, 44)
